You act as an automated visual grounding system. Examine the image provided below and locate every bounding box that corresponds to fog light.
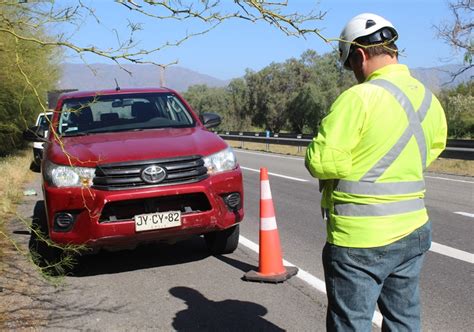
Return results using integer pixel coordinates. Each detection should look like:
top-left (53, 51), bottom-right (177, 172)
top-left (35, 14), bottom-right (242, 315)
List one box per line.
top-left (223, 193), bottom-right (241, 210)
top-left (54, 212), bottom-right (75, 231)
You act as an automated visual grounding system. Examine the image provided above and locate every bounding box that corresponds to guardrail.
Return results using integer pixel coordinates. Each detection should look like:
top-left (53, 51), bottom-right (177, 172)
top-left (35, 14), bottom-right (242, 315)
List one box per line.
top-left (218, 131), bottom-right (474, 161)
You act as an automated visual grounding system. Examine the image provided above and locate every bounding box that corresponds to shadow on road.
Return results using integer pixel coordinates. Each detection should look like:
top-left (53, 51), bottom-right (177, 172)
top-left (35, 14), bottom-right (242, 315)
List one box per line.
top-left (170, 286), bottom-right (285, 331)
top-left (72, 237), bottom-right (211, 277)
top-left (25, 200), bottom-right (212, 278)
top-left (214, 254), bottom-right (257, 273)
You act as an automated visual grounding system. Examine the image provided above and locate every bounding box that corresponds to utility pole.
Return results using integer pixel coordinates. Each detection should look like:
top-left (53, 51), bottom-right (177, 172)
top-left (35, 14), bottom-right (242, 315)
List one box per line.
top-left (160, 66), bottom-right (166, 87)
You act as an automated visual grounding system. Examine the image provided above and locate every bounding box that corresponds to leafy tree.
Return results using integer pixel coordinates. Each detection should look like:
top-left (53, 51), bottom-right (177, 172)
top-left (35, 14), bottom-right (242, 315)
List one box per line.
top-left (0, 4), bottom-right (60, 156)
top-left (247, 58), bottom-right (312, 132)
top-left (183, 84), bottom-right (245, 130)
top-left (288, 83), bottom-right (322, 133)
top-left (245, 63), bottom-right (286, 132)
top-left (288, 51), bottom-right (355, 134)
top-left (439, 81), bottom-right (474, 138)
top-left (226, 78), bottom-right (252, 131)
top-left (184, 50), bottom-right (357, 134)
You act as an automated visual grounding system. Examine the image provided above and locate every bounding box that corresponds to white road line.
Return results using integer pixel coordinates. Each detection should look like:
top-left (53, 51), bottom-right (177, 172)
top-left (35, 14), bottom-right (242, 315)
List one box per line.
top-left (235, 149), bottom-right (304, 161)
top-left (240, 166), bottom-right (309, 182)
top-left (238, 235), bottom-right (384, 328)
top-left (236, 150), bottom-right (474, 184)
top-left (454, 212), bottom-right (474, 218)
top-left (430, 242), bottom-right (474, 264)
top-left (425, 175), bottom-right (474, 184)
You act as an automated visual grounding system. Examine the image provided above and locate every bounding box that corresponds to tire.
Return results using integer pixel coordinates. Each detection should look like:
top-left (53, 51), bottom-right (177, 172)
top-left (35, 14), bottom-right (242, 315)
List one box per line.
top-left (204, 224), bottom-right (240, 255)
top-left (29, 160), bottom-right (41, 173)
top-left (28, 201), bottom-right (65, 274)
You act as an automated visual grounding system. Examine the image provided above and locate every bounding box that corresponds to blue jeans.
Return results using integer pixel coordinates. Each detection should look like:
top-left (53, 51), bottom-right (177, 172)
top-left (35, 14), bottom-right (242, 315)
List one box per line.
top-left (323, 221), bottom-right (431, 332)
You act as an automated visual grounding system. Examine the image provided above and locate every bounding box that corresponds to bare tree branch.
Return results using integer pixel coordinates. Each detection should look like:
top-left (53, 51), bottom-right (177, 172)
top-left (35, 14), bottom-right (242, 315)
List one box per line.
top-left (1, 1), bottom-right (328, 70)
top-left (434, 0), bottom-right (473, 80)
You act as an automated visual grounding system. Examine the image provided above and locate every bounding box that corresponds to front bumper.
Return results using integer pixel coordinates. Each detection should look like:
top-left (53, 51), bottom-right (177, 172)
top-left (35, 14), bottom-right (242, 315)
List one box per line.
top-left (43, 168), bottom-right (244, 250)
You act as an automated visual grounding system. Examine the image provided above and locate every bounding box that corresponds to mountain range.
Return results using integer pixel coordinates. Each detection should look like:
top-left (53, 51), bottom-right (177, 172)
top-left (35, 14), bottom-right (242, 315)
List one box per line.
top-left (58, 62), bottom-right (471, 93)
top-left (58, 63), bottom-right (228, 93)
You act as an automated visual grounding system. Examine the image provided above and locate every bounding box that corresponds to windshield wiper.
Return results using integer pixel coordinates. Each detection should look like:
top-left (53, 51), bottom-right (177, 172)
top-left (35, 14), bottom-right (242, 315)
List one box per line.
top-left (61, 132), bottom-right (89, 137)
top-left (86, 127), bottom-right (145, 134)
top-left (145, 124), bottom-right (194, 129)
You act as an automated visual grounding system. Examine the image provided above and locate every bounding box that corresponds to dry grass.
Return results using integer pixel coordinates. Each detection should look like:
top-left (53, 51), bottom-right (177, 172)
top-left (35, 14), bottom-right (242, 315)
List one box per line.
top-left (426, 158), bottom-right (474, 176)
top-left (226, 141), bottom-right (474, 177)
top-left (0, 150), bottom-right (35, 221)
top-left (0, 150), bottom-right (35, 327)
top-left (0, 150), bottom-right (84, 330)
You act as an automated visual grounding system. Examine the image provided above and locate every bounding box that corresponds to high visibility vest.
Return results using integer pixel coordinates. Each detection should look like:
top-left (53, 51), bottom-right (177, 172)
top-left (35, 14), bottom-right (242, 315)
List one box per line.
top-left (335, 79), bottom-right (431, 216)
top-left (305, 64), bottom-right (447, 248)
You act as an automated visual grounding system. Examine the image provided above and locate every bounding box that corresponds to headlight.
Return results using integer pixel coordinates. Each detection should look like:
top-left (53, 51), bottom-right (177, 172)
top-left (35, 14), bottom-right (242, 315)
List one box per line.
top-left (44, 160), bottom-right (95, 187)
top-left (203, 147), bottom-right (237, 174)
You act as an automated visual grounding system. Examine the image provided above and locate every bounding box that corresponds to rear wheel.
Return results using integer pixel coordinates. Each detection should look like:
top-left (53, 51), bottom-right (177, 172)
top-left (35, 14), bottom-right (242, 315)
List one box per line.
top-left (204, 224), bottom-right (240, 255)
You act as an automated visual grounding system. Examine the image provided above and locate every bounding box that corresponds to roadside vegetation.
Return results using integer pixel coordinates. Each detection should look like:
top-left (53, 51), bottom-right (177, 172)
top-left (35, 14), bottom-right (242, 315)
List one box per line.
top-left (0, 150), bottom-right (35, 328)
top-left (0, 150), bottom-right (33, 237)
top-left (184, 50), bottom-right (356, 134)
top-left (184, 52), bottom-right (473, 138)
top-left (438, 81), bottom-right (474, 138)
top-left (0, 4), bottom-right (60, 157)
top-left (0, 150), bottom-right (86, 329)
top-left (0, 0), bottom-right (79, 282)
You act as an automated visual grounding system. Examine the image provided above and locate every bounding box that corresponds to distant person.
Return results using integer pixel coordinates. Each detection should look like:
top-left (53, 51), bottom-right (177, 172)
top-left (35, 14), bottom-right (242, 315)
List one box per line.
top-left (305, 13), bottom-right (447, 331)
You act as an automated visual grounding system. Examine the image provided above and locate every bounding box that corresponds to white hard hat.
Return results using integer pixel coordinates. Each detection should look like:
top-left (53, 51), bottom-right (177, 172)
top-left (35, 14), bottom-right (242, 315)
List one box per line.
top-left (339, 13), bottom-right (398, 69)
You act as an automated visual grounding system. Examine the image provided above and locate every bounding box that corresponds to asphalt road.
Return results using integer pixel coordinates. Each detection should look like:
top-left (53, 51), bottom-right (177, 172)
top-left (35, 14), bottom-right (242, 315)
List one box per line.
top-left (11, 149), bottom-right (473, 331)
top-left (236, 149), bottom-right (473, 332)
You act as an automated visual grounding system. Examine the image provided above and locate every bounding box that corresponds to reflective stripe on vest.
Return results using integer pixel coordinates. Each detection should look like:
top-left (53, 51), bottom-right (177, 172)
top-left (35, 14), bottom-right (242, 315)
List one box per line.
top-left (335, 179), bottom-right (425, 195)
top-left (334, 79), bottom-right (432, 217)
top-left (335, 198), bottom-right (425, 217)
top-left (362, 79), bottom-right (431, 178)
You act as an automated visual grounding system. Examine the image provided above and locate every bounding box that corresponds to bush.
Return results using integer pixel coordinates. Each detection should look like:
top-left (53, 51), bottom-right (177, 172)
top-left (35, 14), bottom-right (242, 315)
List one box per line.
top-left (0, 4), bottom-right (60, 156)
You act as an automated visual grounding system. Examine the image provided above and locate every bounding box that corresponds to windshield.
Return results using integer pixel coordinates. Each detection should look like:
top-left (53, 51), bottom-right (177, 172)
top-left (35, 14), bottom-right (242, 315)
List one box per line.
top-left (58, 93), bottom-right (195, 136)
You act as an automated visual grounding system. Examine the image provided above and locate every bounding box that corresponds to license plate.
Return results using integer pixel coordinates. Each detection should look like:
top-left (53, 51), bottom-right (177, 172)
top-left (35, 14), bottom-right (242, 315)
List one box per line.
top-left (134, 211), bottom-right (181, 232)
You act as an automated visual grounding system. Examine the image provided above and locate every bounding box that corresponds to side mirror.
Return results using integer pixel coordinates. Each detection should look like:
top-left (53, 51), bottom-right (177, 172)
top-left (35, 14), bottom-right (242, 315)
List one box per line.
top-left (200, 113), bottom-right (221, 129)
top-left (23, 125), bottom-right (47, 142)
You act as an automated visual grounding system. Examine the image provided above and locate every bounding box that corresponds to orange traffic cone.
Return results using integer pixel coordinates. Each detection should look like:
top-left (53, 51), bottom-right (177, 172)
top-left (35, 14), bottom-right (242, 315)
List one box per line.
top-left (243, 167), bottom-right (298, 283)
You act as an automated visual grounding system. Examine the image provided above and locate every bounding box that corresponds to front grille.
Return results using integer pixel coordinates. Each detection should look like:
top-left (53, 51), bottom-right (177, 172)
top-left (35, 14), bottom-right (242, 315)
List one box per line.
top-left (99, 193), bottom-right (212, 223)
top-left (93, 155), bottom-right (208, 190)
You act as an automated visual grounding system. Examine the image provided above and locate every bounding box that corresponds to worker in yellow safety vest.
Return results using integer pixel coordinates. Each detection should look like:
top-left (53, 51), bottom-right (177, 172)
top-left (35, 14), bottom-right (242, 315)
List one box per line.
top-left (305, 13), bottom-right (447, 331)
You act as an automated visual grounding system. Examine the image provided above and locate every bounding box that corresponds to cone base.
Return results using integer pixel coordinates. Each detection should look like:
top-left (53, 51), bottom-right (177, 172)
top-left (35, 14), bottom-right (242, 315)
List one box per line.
top-left (242, 266), bottom-right (298, 283)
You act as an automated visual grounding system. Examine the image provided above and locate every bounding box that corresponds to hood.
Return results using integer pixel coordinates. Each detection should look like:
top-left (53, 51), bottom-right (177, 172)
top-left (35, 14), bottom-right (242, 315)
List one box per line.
top-left (47, 127), bottom-right (227, 166)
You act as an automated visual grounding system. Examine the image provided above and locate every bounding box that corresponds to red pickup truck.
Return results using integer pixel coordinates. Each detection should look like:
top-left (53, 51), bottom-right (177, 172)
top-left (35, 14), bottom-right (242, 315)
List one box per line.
top-left (24, 88), bottom-right (244, 262)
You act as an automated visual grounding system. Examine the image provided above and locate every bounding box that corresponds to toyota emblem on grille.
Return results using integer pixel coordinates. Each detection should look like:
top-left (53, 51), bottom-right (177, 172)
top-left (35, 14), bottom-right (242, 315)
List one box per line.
top-left (141, 165), bottom-right (166, 184)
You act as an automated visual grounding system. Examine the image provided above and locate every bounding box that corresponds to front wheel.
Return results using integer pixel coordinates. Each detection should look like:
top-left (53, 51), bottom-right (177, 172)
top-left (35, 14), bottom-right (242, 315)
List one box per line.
top-left (29, 201), bottom-right (67, 275)
top-left (204, 225), bottom-right (240, 255)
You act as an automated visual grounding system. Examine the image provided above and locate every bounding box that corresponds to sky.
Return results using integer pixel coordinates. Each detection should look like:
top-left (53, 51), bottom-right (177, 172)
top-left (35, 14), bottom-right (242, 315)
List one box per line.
top-left (60, 0), bottom-right (462, 80)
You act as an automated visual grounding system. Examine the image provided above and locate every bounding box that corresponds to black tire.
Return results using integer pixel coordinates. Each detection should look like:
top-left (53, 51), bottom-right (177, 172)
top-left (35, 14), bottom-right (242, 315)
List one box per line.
top-left (29, 201), bottom-right (64, 273)
top-left (29, 160), bottom-right (41, 173)
top-left (204, 224), bottom-right (240, 255)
